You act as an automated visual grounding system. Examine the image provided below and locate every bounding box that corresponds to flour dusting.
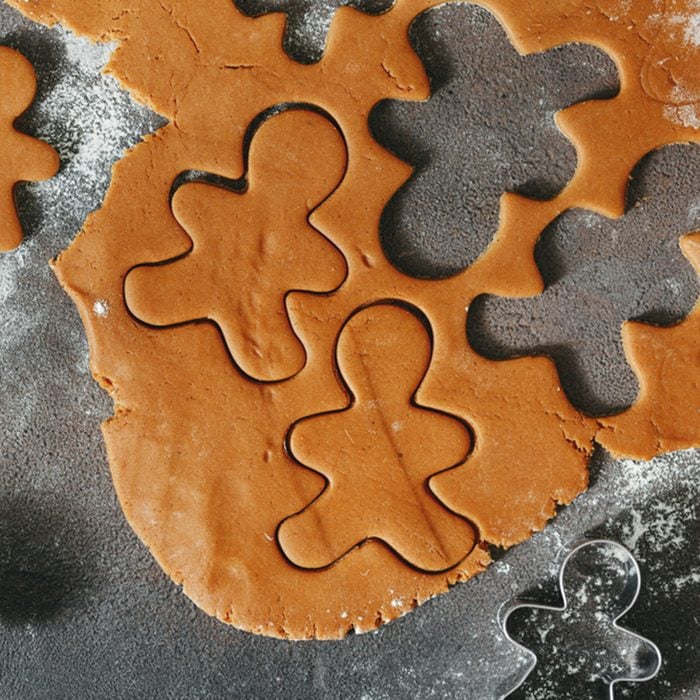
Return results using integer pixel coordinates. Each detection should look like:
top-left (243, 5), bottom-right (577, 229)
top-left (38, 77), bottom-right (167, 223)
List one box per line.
top-left (685, 11), bottom-right (700, 46)
top-left (0, 8), bottom-right (163, 443)
top-left (665, 102), bottom-right (700, 129)
top-left (0, 3), bottom-right (697, 698)
top-left (22, 25), bottom-right (166, 231)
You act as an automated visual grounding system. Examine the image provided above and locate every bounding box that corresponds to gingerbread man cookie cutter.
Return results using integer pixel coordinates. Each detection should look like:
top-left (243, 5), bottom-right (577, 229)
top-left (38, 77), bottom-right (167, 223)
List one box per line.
top-left (498, 539), bottom-right (662, 699)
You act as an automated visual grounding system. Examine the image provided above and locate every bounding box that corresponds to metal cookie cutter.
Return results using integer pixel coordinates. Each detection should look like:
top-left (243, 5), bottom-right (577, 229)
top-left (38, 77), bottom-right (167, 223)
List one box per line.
top-left (498, 539), bottom-right (662, 699)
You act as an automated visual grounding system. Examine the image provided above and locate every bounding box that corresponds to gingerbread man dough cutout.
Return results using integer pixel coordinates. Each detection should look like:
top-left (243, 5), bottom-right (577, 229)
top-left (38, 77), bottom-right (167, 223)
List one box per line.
top-left (125, 108), bottom-right (348, 382)
top-left (0, 46), bottom-right (59, 252)
top-left (278, 303), bottom-right (476, 572)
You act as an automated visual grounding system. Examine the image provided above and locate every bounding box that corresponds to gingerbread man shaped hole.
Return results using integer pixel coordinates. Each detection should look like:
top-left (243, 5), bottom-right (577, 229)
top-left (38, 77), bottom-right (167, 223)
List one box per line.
top-left (0, 47), bottom-right (59, 251)
top-left (278, 303), bottom-right (477, 573)
top-left (124, 107), bottom-right (348, 382)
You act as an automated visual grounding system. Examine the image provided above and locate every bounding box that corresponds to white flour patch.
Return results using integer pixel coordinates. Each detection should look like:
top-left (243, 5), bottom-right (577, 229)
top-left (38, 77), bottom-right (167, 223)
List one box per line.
top-left (685, 11), bottom-right (700, 46)
top-left (664, 102), bottom-right (700, 129)
top-left (60, 28), bottom-right (115, 72)
top-left (0, 8), bottom-right (163, 447)
top-left (93, 299), bottom-right (110, 318)
top-left (659, 4), bottom-right (700, 131)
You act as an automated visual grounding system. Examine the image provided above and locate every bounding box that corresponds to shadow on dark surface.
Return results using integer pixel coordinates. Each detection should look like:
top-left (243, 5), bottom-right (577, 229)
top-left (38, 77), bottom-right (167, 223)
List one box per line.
top-left (467, 143), bottom-right (700, 417)
top-left (0, 496), bottom-right (89, 625)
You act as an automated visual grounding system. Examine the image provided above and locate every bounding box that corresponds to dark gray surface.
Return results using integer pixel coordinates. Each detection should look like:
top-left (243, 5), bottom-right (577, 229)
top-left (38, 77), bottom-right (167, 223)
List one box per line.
top-left (0, 2), bottom-right (698, 699)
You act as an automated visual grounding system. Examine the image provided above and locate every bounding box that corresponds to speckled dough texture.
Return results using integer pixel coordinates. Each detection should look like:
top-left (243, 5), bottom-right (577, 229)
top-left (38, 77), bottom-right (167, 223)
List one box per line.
top-left (6, 0), bottom-right (699, 640)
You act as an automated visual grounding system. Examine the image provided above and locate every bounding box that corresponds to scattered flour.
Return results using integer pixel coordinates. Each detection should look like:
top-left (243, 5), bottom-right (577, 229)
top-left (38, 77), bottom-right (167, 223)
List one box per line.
top-left (658, 3), bottom-right (700, 129)
top-left (24, 26), bottom-right (165, 233)
top-left (0, 240), bottom-right (31, 305)
top-left (0, 4), bottom-right (696, 698)
top-left (0, 9), bottom-right (163, 447)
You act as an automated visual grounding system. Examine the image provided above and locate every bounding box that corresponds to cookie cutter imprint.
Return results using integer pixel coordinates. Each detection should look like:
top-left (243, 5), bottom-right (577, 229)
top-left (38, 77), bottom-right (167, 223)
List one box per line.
top-left (371, 2), bottom-right (619, 279)
top-left (277, 301), bottom-right (479, 574)
top-left (499, 539), bottom-right (662, 699)
top-left (4, 0), bottom-right (699, 637)
top-left (124, 103), bottom-right (350, 384)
